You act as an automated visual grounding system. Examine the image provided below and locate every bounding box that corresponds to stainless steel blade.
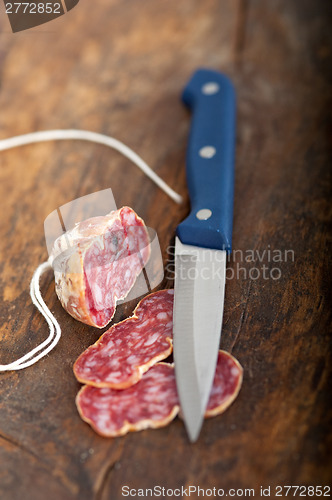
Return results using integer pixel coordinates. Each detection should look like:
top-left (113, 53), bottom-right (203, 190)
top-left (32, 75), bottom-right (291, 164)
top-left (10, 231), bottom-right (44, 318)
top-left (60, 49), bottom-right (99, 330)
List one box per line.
top-left (173, 236), bottom-right (226, 442)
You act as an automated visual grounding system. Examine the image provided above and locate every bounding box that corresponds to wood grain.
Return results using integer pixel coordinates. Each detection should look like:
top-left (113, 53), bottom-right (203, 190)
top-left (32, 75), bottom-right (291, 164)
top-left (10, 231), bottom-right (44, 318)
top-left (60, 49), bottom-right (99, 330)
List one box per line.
top-left (0, 0), bottom-right (331, 498)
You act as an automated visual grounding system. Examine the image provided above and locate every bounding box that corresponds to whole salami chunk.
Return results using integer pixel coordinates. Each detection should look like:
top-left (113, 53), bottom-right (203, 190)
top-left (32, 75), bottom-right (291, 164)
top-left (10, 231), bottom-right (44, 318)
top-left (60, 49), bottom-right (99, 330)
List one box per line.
top-left (74, 289), bottom-right (174, 388)
top-left (50, 207), bottom-right (150, 328)
top-left (76, 350), bottom-right (243, 437)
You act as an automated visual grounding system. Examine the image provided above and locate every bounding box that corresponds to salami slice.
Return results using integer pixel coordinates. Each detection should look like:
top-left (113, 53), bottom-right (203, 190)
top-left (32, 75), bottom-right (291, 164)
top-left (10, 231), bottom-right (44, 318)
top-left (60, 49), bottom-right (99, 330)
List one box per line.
top-left (77, 363), bottom-right (179, 437)
top-left (74, 289), bottom-right (174, 388)
top-left (201, 350), bottom-right (243, 418)
top-left (76, 350), bottom-right (243, 437)
top-left (50, 207), bottom-right (150, 328)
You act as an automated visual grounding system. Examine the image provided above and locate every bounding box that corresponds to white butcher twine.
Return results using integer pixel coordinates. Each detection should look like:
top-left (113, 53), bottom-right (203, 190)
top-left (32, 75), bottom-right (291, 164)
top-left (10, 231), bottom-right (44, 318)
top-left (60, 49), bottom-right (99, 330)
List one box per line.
top-left (0, 129), bottom-right (182, 372)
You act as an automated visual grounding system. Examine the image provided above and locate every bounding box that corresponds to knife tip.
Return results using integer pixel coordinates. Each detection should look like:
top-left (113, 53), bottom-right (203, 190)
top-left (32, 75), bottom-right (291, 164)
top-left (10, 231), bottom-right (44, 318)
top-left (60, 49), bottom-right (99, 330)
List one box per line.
top-left (185, 417), bottom-right (204, 443)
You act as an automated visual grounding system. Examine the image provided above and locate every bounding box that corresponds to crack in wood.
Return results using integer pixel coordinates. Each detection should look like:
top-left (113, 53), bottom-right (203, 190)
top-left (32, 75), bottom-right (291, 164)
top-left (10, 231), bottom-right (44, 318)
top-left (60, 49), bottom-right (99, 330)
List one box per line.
top-left (94, 439), bottom-right (126, 500)
top-left (0, 430), bottom-right (42, 462)
top-left (0, 432), bottom-right (76, 493)
top-left (0, 431), bottom-right (78, 496)
top-left (233, 0), bottom-right (249, 63)
top-left (229, 278), bottom-right (253, 352)
top-left (94, 460), bottom-right (118, 500)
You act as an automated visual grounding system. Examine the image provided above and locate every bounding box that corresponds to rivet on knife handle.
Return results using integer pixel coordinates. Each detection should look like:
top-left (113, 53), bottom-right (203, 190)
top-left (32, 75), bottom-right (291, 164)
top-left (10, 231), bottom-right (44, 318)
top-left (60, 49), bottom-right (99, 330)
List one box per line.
top-left (177, 69), bottom-right (236, 252)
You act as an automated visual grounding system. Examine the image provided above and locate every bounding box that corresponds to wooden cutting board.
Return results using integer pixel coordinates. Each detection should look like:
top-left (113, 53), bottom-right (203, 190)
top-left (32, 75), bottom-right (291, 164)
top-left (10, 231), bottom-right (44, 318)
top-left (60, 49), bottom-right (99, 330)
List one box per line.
top-left (0, 1), bottom-right (331, 498)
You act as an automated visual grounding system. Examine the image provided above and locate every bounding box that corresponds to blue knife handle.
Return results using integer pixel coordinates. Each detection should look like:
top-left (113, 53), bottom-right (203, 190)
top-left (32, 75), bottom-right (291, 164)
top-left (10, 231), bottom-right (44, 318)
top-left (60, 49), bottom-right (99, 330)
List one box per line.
top-left (177, 69), bottom-right (236, 252)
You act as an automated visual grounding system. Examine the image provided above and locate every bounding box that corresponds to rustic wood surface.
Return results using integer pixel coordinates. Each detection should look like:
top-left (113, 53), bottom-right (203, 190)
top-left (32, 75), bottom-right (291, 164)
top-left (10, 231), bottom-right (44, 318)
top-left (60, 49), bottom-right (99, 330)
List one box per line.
top-left (0, 1), bottom-right (331, 499)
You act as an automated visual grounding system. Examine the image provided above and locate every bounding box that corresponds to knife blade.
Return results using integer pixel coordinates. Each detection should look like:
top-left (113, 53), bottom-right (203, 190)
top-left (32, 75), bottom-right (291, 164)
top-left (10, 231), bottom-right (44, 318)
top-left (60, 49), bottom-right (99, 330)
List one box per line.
top-left (173, 69), bottom-right (236, 442)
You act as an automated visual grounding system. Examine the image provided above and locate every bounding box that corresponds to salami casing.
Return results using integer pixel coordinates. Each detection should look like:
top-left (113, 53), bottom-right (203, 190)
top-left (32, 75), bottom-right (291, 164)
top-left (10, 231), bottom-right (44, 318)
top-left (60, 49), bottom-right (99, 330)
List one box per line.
top-left (50, 207), bottom-right (150, 328)
top-left (74, 289), bottom-right (174, 388)
top-left (76, 350), bottom-right (243, 437)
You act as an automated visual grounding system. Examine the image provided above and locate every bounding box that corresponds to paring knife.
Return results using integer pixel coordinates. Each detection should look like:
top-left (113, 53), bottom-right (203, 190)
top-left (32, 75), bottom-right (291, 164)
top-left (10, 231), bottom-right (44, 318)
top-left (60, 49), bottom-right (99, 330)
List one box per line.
top-left (173, 69), bottom-right (236, 442)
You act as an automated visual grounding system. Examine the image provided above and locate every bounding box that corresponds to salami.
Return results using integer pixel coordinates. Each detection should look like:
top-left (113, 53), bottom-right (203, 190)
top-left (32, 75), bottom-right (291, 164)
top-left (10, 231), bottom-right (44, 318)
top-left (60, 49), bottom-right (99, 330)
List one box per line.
top-left (76, 350), bottom-right (243, 437)
top-left (74, 289), bottom-right (174, 388)
top-left (201, 350), bottom-right (243, 417)
top-left (50, 207), bottom-right (150, 328)
top-left (77, 363), bottom-right (179, 437)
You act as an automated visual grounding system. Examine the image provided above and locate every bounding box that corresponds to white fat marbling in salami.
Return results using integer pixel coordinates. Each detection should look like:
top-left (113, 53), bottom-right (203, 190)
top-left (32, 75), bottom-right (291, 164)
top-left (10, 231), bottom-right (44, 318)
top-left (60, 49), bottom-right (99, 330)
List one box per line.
top-left (74, 289), bottom-right (174, 388)
top-left (76, 350), bottom-right (243, 437)
top-left (50, 207), bottom-right (150, 328)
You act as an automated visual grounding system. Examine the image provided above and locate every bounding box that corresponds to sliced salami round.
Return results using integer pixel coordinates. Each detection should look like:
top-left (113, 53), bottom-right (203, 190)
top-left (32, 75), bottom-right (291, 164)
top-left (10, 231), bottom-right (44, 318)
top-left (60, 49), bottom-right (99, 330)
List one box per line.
top-left (201, 350), bottom-right (243, 418)
top-left (74, 289), bottom-right (174, 388)
top-left (50, 207), bottom-right (150, 328)
top-left (76, 350), bottom-right (243, 437)
top-left (76, 363), bottom-right (179, 437)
